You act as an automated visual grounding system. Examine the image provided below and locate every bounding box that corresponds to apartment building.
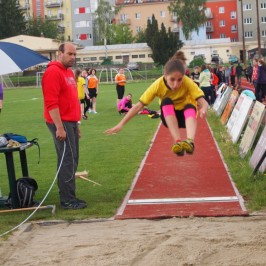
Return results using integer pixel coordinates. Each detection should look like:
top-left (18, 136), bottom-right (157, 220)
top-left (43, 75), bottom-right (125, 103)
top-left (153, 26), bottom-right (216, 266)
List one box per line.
top-left (237, 0), bottom-right (266, 47)
top-left (16, 0), bottom-right (98, 46)
top-left (115, 0), bottom-right (239, 42)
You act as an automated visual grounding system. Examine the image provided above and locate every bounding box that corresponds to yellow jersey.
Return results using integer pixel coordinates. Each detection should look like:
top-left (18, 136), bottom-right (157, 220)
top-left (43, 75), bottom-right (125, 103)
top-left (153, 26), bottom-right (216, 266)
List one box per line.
top-left (139, 76), bottom-right (204, 110)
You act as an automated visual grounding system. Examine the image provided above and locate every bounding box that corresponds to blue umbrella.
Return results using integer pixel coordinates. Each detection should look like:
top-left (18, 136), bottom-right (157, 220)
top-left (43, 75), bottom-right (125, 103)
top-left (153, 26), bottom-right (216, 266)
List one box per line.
top-left (0, 42), bottom-right (50, 76)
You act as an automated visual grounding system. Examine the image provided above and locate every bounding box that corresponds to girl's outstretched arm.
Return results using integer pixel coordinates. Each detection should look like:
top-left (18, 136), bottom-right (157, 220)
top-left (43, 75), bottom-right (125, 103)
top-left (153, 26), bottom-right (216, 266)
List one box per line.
top-left (197, 97), bottom-right (209, 118)
top-left (105, 101), bottom-right (144, 134)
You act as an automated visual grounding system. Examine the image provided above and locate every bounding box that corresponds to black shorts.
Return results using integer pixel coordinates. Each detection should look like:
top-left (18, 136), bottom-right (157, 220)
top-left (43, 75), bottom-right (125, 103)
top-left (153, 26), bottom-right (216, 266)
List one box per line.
top-left (160, 103), bottom-right (196, 128)
top-left (88, 88), bottom-right (97, 98)
top-left (80, 99), bottom-right (85, 104)
top-left (116, 85), bottom-right (125, 100)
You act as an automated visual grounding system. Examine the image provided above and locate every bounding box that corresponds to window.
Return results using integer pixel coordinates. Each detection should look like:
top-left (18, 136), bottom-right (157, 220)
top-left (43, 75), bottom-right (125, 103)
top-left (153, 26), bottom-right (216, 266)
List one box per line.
top-left (231, 11), bottom-right (236, 19)
top-left (74, 7), bottom-right (90, 14)
top-left (231, 38), bottom-right (238, 42)
top-left (132, 55), bottom-right (138, 58)
top-left (124, 0), bottom-right (130, 3)
top-left (120, 14), bottom-right (128, 21)
top-left (135, 13), bottom-right (141, 19)
top-left (220, 33), bottom-right (226, 38)
top-left (262, 30), bottom-right (266, 37)
top-left (244, 31), bottom-right (253, 38)
top-left (90, 57), bottom-right (97, 61)
top-left (207, 34), bottom-right (212, 39)
top-left (243, 4), bottom-right (252, 10)
top-left (231, 25), bottom-right (237, 32)
top-left (75, 21), bottom-right (90, 28)
top-left (244, 18), bottom-right (252, 24)
top-left (219, 20), bottom-right (225, 27)
top-left (206, 21), bottom-right (212, 27)
top-left (76, 33), bottom-right (92, 40)
top-left (261, 17), bottom-right (266, 23)
top-left (148, 54), bottom-right (152, 57)
top-left (136, 26), bottom-right (141, 32)
top-left (261, 3), bottom-right (266, 9)
top-left (160, 11), bottom-right (165, 17)
top-left (139, 54), bottom-right (145, 58)
top-left (219, 7), bottom-right (224, 13)
top-left (116, 56), bottom-right (122, 59)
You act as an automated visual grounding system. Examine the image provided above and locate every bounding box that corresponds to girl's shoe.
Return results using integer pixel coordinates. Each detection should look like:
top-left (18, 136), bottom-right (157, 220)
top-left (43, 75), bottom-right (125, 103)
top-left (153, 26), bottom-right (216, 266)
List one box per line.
top-left (182, 139), bottom-right (195, 154)
top-left (171, 141), bottom-right (184, 156)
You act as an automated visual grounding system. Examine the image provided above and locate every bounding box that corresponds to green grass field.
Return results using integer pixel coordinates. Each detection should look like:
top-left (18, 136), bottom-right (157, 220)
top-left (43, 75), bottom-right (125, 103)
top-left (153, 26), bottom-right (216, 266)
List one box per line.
top-left (0, 81), bottom-right (265, 237)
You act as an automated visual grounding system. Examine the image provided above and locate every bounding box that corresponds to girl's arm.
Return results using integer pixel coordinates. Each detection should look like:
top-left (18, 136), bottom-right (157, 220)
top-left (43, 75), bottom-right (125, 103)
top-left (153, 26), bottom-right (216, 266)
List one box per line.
top-left (197, 97), bottom-right (209, 118)
top-left (105, 101), bottom-right (145, 134)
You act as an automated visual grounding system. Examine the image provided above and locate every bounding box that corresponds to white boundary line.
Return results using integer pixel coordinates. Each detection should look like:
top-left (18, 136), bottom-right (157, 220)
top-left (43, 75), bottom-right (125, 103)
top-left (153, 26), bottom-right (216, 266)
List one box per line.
top-left (116, 119), bottom-right (248, 217)
top-left (128, 196), bottom-right (239, 205)
top-left (116, 122), bottom-right (162, 216)
top-left (206, 119), bottom-right (248, 213)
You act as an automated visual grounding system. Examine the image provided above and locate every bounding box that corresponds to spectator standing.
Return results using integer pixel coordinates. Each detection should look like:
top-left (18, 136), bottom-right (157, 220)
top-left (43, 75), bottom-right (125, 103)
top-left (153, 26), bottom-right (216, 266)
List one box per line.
top-left (257, 59), bottom-right (266, 103)
top-left (190, 66), bottom-right (200, 86)
top-left (230, 64), bottom-right (236, 86)
top-left (199, 65), bottom-right (212, 106)
top-left (236, 63), bottom-right (243, 85)
top-left (216, 66), bottom-right (226, 85)
top-left (115, 68), bottom-right (126, 104)
top-left (87, 69), bottom-right (99, 114)
top-left (245, 63), bottom-right (253, 84)
top-left (252, 59), bottom-right (259, 98)
top-left (224, 66), bottom-right (230, 85)
top-left (75, 69), bottom-right (87, 121)
top-left (42, 42), bottom-right (87, 209)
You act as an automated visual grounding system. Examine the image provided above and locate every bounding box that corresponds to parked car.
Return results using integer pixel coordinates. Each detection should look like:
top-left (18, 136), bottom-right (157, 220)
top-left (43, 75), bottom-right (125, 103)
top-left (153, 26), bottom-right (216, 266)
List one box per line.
top-left (126, 62), bottom-right (139, 70)
top-left (228, 55), bottom-right (239, 64)
top-left (211, 54), bottom-right (223, 65)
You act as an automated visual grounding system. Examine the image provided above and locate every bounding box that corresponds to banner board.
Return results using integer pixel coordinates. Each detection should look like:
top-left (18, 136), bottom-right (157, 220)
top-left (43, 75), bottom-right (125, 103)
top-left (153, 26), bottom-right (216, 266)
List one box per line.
top-left (226, 94), bottom-right (254, 143)
top-left (221, 90), bottom-right (239, 125)
top-left (250, 125), bottom-right (266, 173)
top-left (239, 101), bottom-right (266, 158)
top-left (213, 85), bottom-right (232, 116)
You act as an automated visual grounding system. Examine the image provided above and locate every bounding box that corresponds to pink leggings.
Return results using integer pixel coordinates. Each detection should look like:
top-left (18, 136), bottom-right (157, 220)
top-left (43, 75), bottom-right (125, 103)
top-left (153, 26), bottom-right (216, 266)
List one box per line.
top-left (162, 105), bottom-right (196, 119)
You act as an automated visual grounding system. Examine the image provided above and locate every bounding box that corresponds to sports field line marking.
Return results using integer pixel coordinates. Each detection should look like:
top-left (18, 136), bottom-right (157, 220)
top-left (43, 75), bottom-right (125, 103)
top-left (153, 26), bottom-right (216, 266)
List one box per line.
top-left (128, 196), bottom-right (239, 205)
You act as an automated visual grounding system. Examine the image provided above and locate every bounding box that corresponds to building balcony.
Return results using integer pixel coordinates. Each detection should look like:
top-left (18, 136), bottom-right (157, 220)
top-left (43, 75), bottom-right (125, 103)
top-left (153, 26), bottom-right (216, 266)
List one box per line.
top-left (118, 19), bottom-right (131, 25)
top-left (57, 26), bottom-right (65, 34)
top-left (205, 11), bottom-right (213, 19)
top-left (45, 14), bottom-right (64, 21)
top-left (46, 1), bottom-right (63, 8)
top-left (206, 26), bottom-right (214, 32)
top-left (18, 3), bottom-right (30, 10)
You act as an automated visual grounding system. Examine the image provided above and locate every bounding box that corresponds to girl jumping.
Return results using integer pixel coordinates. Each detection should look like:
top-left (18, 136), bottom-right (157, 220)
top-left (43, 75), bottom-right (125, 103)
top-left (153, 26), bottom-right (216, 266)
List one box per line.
top-left (105, 51), bottom-right (209, 156)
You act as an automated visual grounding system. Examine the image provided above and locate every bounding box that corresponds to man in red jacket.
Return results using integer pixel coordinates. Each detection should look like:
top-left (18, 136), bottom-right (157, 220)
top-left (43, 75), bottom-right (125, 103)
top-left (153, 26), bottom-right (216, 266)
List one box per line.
top-left (42, 42), bottom-right (87, 209)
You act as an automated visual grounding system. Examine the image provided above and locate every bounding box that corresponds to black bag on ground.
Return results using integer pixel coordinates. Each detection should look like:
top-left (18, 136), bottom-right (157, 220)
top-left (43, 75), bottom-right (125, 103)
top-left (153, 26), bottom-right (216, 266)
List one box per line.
top-left (16, 177), bottom-right (38, 208)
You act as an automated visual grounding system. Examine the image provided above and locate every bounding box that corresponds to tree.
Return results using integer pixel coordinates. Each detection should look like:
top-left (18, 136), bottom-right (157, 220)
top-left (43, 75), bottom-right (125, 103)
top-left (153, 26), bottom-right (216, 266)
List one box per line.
top-left (145, 16), bottom-right (183, 65)
top-left (168, 0), bottom-right (207, 40)
top-left (95, 0), bottom-right (120, 45)
top-left (110, 24), bottom-right (134, 44)
top-left (145, 14), bottom-right (159, 52)
top-left (26, 18), bottom-right (59, 39)
top-left (0, 0), bottom-right (26, 39)
top-left (135, 30), bottom-right (146, 43)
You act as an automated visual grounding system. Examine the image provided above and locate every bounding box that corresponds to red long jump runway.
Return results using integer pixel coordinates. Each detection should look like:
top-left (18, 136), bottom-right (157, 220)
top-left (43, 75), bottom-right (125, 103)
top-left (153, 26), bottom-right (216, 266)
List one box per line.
top-left (115, 118), bottom-right (248, 219)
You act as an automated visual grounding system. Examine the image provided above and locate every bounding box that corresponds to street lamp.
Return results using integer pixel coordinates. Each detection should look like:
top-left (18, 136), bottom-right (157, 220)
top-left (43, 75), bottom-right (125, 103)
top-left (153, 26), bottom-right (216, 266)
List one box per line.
top-left (239, 0), bottom-right (246, 64)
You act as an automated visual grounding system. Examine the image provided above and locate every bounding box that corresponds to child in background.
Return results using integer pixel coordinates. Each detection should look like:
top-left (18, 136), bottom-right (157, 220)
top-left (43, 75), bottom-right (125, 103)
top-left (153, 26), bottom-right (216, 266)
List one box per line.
top-left (115, 68), bottom-right (127, 104)
top-left (75, 69), bottom-right (86, 122)
top-left (117, 93), bottom-right (133, 114)
top-left (106, 51), bottom-right (209, 156)
top-left (87, 69), bottom-right (99, 114)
